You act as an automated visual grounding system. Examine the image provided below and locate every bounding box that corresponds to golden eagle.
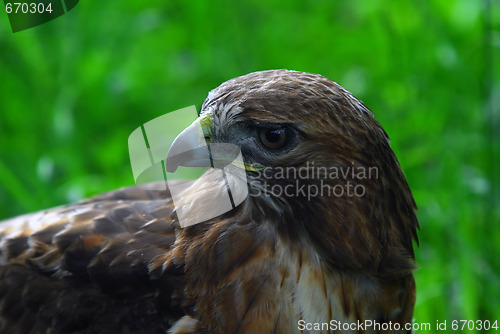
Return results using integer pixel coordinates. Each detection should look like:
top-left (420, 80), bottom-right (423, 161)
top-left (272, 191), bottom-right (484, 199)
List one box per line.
top-left (0, 70), bottom-right (418, 333)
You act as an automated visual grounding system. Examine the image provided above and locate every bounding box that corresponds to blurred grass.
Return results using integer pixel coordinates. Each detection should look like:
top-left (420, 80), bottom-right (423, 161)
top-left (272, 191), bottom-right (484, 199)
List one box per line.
top-left (0, 0), bottom-right (499, 331)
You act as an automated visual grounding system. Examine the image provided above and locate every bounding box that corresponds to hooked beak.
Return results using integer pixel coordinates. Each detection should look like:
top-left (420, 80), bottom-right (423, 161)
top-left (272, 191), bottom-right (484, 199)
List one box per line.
top-left (166, 113), bottom-right (213, 173)
top-left (166, 113), bottom-right (265, 173)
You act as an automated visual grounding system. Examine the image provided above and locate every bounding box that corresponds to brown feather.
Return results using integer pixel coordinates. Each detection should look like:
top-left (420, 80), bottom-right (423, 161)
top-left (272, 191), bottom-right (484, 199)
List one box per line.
top-left (0, 70), bottom-right (418, 333)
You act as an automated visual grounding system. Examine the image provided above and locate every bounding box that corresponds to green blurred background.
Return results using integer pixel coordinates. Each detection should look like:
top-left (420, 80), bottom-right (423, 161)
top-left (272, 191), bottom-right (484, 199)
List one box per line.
top-left (1, 0), bottom-right (499, 331)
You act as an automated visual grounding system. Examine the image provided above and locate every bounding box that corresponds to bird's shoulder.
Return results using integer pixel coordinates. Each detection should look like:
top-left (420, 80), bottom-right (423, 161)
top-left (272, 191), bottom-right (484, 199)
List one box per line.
top-left (0, 182), bottom-right (187, 333)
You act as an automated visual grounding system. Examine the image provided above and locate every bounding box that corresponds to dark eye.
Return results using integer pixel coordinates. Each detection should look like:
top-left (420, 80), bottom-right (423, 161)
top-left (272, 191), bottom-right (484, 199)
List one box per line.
top-left (259, 128), bottom-right (288, 149)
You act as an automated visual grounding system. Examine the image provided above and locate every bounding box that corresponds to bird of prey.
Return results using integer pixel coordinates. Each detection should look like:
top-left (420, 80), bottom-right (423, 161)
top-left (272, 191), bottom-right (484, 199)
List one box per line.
top-left (0, 70), bottom-right (419, 333)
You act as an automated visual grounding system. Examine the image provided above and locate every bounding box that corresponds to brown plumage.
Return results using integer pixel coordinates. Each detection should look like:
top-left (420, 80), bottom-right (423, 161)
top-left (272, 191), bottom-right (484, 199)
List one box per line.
top-left (0, 70), bottom-right (419, 333)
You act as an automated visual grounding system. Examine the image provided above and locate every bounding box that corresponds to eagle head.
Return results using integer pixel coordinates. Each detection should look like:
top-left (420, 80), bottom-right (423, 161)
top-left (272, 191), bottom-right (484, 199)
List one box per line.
top-left (166, 69), bottom-right (418, 278)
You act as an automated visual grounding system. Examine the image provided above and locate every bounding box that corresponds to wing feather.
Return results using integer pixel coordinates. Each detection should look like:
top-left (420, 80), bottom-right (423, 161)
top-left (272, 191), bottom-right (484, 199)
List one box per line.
top-left (0, 182), bottom-right (184, 333)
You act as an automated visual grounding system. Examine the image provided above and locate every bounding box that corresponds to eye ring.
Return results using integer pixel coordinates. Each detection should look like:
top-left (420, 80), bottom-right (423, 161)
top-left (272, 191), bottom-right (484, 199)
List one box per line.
top-left (259, 128), bottom-right (288, 149)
